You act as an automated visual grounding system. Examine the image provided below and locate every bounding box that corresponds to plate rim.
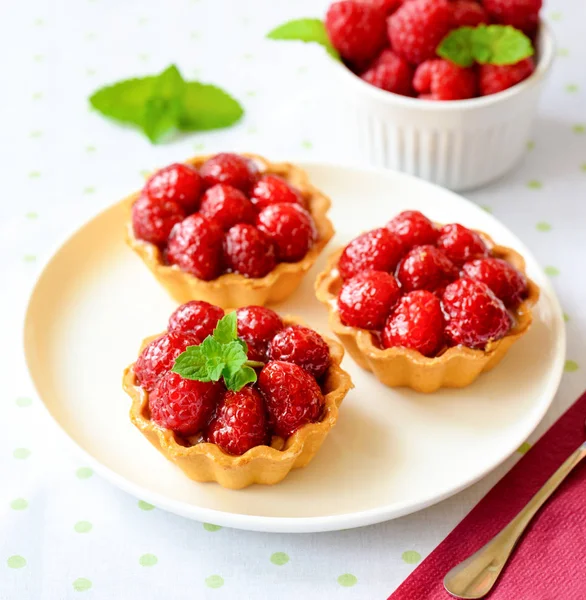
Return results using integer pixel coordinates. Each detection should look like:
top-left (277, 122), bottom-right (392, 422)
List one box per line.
top-left (22, 160), bottom-right (567, 533)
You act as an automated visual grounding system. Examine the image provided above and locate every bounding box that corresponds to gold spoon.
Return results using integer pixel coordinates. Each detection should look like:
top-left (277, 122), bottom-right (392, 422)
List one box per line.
top-left (444, 426), bottom-right (586, 599)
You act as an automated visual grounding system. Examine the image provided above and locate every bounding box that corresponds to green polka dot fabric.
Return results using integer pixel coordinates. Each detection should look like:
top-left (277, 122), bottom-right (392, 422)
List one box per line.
top-left (3, 1), bottom-right (586, 599)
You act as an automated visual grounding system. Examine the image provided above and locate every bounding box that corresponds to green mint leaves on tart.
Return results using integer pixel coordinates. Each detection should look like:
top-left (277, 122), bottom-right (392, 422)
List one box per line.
top-left (172, 312), bottom-right (262, 392)
top-left (438, 25), bottom-right (534, 68)
top-left (267, 18), bottom-right (341, 60)
top-left (89, 65), bottom-right (243, 144)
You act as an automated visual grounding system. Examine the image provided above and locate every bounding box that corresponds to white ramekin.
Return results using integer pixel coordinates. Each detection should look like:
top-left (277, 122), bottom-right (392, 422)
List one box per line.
top-left (330, 22), bottom-right (555, 191)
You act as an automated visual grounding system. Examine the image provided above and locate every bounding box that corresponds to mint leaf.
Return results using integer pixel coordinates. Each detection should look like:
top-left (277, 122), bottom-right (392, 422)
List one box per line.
top-left (224, 366), bottom-right (257, 392)
top-left (267, 18), bottom-right (340, 60)
top-left (179, 83), bottom-right (243, 131)
top-left (199, 337), bottom-right (227, 381)
top-left (437, 27), bottom-right (475, 67)
top-left (172, 345), bottom-right (210, 381)
top-left (143, 65), bottom-right (185, 143)
top-left (220, 342), bottom-right (248, 379)
top-left (438, 25), bottom-right (534, 67)
top-left (89, 76), bottom-right (157, 126)
top-left (212, 312), bottom-right (238, 344)
top-left (472, 25), bottom-right (533, 65)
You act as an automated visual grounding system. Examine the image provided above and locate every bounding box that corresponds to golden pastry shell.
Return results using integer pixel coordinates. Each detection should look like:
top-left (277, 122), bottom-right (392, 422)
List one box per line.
top-left (126, 154), bottom-right (335, 309)
top-left (122, 317), bottom-right (353, 489)
top-left (315, 234), bottom-right (540, 393)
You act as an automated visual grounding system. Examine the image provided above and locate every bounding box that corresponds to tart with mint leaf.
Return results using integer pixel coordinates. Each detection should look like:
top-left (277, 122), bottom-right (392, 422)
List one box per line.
top-left (123, 301), bottom-right (352, 489)
top-left (126, 153), bottom-right (334, 308)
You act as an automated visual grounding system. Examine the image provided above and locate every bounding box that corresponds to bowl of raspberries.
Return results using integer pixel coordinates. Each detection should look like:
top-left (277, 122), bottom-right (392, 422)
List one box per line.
top-left (322, 0), bottom-right (554, 190)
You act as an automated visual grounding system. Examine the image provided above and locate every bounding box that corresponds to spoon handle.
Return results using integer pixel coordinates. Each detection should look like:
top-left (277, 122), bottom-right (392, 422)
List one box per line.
top-left (443, 441), bottom-right (586, 600)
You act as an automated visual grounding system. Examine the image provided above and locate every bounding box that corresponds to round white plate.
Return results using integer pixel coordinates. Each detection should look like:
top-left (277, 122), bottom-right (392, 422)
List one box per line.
top-left (24, 162), bottom-right (565, 533)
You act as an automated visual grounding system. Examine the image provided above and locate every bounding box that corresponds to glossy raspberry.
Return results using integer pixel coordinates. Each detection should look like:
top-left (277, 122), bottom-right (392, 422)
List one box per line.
top-left (386, 210), bottom-right (438, 250)
top-left (442, 278), bottom-right (512, 349)
top-left (256, 203), bottom-right (316, 262)
top-left (258, 361), bottom-right (324, 439)
top-left (338, 270), bottom-right (401, 330)
top-left (167, 300), bottom-right (224, 339)
top-left (479, 58), bottom-right (535, 96)
top-left (382, 290), bottom-right (444, 356)
top-left (206, 387), bottom-right (268, 455)
top-left (396, 245), bottom-right (458, 293)
top-left (325, 1), bottom-right (387, 67)
top-left (338, 228), bottom-right (404, 280)
top-left (223, 224), bottom-right (277, 279)
top-left (149, 371), bottom-right (222, 436)
top-left (484, 0), bottom-right (541, 33)
top-left (413, 59), bottom-right (477, 101)
top-left (199, 184), bottom-right (255, 231)
top-left (236, 306), bottom-right (283, 362)
top-left (462, 257), bottom-right (528, 308)
top-left (250, 175), bottom-right (304, 212)
top-left (134, 332), bottom-right (200, 392)
top-left (143, 163), bottom-right (202, 213)
top-left (268, 326), bottom-right (331, 379)
top-left (166, 214), bottom-right (224, 280)
top-left (359, 0), bottom-right (403, 15)
top-left (436, 223), bottom-right (489, 266)
top-left (131, 195), bottom-right (185, 246)
top-left (387, 0), bottom-right (452, 65)
top-left (450, 0), bottom-right (489, 26)
top-left (199, 153), bottom-right (258, 192)
top-left (360, 50), bottom-right (414, 95)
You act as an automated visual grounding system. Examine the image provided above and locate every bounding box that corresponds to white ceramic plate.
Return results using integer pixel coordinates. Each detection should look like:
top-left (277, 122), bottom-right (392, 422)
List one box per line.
top-left (24, 162), bottom-right (565, 533)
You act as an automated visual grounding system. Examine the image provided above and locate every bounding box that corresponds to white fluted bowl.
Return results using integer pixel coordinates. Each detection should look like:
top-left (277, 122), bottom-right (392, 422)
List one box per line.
top-left (330, 22), bottom-right (554, 191)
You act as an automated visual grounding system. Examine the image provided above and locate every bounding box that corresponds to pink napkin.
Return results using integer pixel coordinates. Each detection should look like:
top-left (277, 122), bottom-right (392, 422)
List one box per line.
top-left (388, 391), bottom-right (586, 600)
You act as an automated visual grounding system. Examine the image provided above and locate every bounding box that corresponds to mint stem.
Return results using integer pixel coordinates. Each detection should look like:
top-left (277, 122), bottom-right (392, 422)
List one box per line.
top-left (245, 360), bottom-right (265, 369)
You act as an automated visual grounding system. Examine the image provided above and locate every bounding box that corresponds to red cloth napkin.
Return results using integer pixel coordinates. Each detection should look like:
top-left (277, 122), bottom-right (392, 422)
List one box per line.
top-left (388, 391), bottom-right (586, 600)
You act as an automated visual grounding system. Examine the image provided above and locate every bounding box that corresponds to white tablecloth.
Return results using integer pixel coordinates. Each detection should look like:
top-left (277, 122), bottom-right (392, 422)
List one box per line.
top-left (2, 1), bottom-right (585, 598)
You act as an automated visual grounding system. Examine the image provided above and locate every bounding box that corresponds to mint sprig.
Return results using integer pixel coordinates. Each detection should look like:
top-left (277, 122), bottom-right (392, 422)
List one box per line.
top-left (438, 25), bottom-right (534, 68)
top-left (171, 312), bottom-right (262, 391)
top-left (267, 18), bottom-right (340, 60)
top-left (89, 64), bottom-right (243, 144)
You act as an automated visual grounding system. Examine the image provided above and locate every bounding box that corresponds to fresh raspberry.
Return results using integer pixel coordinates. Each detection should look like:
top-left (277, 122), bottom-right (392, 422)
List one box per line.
top-left (387, 0), bottom-right (452, 65)
top-left (359, 0), bottom-right (403, 16)
top-left (386, 210), bottom-right (438, 250)
top-left (131, 195), bottom-right (185, 246)
top-left (462, 257), bottom-right (528, 308)
top-left (149, 371), bottom-right (222, 436)
top-left (134, 332), bottom-right (200, 392)
top-left (199, 184), bottom-right (256, 231)
top-left (338, 270), bottom-right (401, 330)
top-left (166, 214), bottom-right (224, 280)
top-left (483, 0), bottom-right (541, 33)
top-left (450, 0), bottom-right (489, 26)
top-left (396, 245), bottom-right (458, 292)
top-left (143, 163), bottom-right (202, 213)
top-left (478, 58), bottom-right (535, 96)
top-left (199, 153), bottom-right (258, 193)
top-left (338, 228), bottom-right (404, 280)
top-left (167, 301), bottom-right (224, 340)
top-left (206, 387), bottom-right (268, 455)
top-left (360, 50), bottom-right (414, 95)
top-left (236, 306), bottom-right (283, 362)
top-left (256, 203), bottom-right (316, 263)
top-left (436, 223), bottom-right (489, 266)
top-left (442, 278), bottom-right (512, 349)
top-left (268, 326), bottom-right (331, 379)
top-left (325, 1), bottom-right (387, 67)
top-left (258, 361), bottom-right (324, 439)
top-left (413, 59), bottom-right (477, 101)
top-left (223, 224), bottom-right (277, 279)
top-left (382, 290), bottom-right (444, 356)
top-left (250, 175), bottom-right (304, 212)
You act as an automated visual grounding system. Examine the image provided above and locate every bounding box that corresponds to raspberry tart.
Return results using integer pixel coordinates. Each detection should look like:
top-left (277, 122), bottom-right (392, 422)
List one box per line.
top-left (127, 153), bottom-right (334, 308)
top-left (122, 302), bottom-right (352, 489)
top-left (315, 210), bottom-right (539, 393)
